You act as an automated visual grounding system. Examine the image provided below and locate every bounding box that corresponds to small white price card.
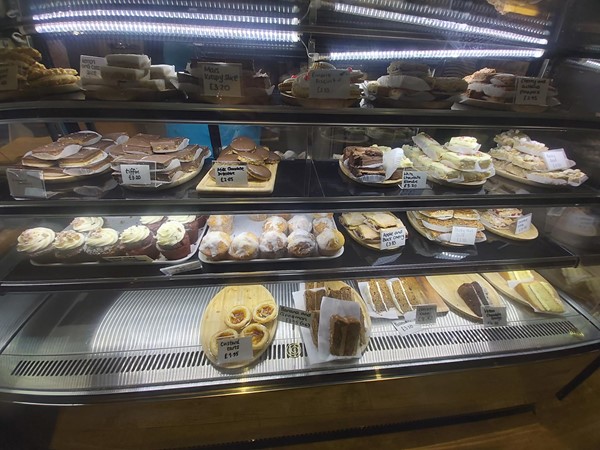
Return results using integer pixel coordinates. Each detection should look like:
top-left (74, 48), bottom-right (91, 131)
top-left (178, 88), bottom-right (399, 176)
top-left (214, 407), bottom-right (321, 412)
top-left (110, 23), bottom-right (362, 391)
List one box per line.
top-left (279, 306), bottom-right (312, 328)
top-left (217, 336), bottom-right (253, 364)
top-left (401, 171), bottom-right (427, 190)
top-left (482, 305), bottom-right (507, 327)
top-left (0, 64), bottom-right (18, 91)
top-left (542, 149), bottom-right (569, 171)
top-left (120, 164), bottom-right (153, 185)
top-left (514, 213), bottom-right (532, 235)
top-left (214, 164), bottom-right (248, 187)
top-left (200, 63), bottom-right (242, 97)
top-left (515, 77), bottom-right (549, 106)
top-left (392, 320), bottom-right (422, 337)
top-left (380, 227), bottom-right (406, 250)
top-left (6, 168), bottom-right (46, 198)
top-left (450, 226), bottom-right (478, 245)
top-left (80, 55), bottom-right (107, 79)
top-left (415, 304), bottom-right (437, 325)
top-left (309, 69), bottom-right (351, 99)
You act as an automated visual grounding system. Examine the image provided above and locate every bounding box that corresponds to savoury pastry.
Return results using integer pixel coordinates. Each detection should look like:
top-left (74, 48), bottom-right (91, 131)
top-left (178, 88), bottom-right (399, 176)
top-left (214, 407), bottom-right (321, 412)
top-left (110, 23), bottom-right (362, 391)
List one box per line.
top-left (241, 323), bottom-right (270, 351)
top-left (224, 305), bottom-right (251, 330)
top-left (252, 302), bottom-right (278, 324)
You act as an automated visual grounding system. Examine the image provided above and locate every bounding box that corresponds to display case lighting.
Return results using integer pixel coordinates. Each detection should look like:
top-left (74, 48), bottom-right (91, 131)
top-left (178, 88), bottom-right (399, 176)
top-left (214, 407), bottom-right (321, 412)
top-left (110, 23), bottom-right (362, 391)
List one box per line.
top-left (328, 48), bottom-right (545, 61)
top-left (330, 2), bottom-right (548, 46)
top-left (34, 21), bottom-right (300, 42)
top-left (33, 10), bottom-right (299, 26)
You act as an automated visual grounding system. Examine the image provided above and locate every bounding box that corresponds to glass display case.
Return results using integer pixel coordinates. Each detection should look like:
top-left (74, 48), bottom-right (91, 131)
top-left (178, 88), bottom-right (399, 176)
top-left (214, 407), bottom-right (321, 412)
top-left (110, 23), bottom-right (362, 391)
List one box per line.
top-left (0, 1), bottom-right (599, 448)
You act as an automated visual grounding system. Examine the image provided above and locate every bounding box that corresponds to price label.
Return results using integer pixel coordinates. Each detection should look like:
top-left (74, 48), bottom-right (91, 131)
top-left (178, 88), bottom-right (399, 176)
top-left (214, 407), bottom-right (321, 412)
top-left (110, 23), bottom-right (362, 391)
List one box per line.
top-left (102, 255), bottom-right (154, 262)
top-left (80, 55), bottom-right (107, 79)
top-left (200, 63), bottom-right (242, 97)
top-left (279, 306), bottom-right (312, 328)
top-left (6, 168), bottom-right (46, 198)
top-left (217, 336), bottom-right (253, 364)
top-left (120, 164), bottom-right (153, 185)
top-left (214, 164), bottom-right (248, 187)
top-left (392, 320), bottom-right (422, 337)
top-left (482, 305), bottom-right (507, 327)
top-left (415, 304), bottom-right (437, 324)
top-left (514, 213), bottom-right (532, 235)
top-left (0, 64), bottom-right (18, 91)
top-left (401, 171), bottom-right (427, 190)
top-left (160, 260), bottom-right (203, 276)
top-left (515, 77), bottom-right (549, 106)
top-left (450, 226), bottom-right (478, 245)
top-left (542, 149), bottom-right (569, 171)
top-left (380, 227), bottom-right (406, 250)
top-left (309, 69), bottom-right (351, 99)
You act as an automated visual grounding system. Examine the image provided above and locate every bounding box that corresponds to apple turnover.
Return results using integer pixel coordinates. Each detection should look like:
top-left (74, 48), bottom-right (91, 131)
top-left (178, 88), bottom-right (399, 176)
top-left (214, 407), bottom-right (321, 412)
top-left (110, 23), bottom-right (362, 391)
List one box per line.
top-left (225, 305), bottom-right (251, 330)
top-left (241, 323), bottom-right (270, 351)
top-left (209, 329), bottom-right (239, 357)
top-left (252, 302), bottom-right (278, 324)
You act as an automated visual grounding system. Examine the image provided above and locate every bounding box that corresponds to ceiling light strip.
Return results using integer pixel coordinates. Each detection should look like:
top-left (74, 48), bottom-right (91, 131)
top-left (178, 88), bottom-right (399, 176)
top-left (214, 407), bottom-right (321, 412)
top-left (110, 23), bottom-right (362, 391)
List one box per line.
top-left (34, 21), bottom-right (300, 42)
top-left (328, 49), bottom-right (545, 61)
top-left (332, 2), bottom-right (548, 46)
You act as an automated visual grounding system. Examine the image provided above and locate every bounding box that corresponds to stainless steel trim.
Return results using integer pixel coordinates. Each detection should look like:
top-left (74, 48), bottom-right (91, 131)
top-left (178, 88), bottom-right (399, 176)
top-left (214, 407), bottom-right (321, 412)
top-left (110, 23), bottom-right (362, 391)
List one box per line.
top-left (0, 293), bottom-right (47, 353)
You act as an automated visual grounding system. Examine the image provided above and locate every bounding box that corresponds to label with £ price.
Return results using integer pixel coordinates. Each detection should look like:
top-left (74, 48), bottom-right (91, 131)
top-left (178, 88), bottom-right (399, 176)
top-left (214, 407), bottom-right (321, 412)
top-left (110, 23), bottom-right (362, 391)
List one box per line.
top-left (514, 213), bottom-right (532, 235)
top-left (514, 77), bottom-right (549, 106)
top-left (279, 306), bottom-right (312, 328)
top-left (0, 64), bottom-right (18, 91)
top-left (392, 320), bottom-right (422, 337)
top-left (380, 227), bottom-right (406, 250)
top-left (401, 171), bottom-right (427, 190)
top-left (542, 149), bottom-right (569, 171)
top-left (200, 63), bottom-right (242, 97)
top-left (482, 305), bottom-right (507, 327)
top-left (214, 164), bottom-right (248, 187)
top-left (120, 164), bottom-right (153, 185)
top-left (80, 55), bottom-right (107, 79)
top-left (217, 336), bottom-right (253, 364)
top-left (309, 70), bottom-right (351, 99)
top-left (6, 168), bottom-right (47, 198)
top-left (415, 304), bottom-right (437, 324)
top-left (450, 226), bottom-right (478, 245)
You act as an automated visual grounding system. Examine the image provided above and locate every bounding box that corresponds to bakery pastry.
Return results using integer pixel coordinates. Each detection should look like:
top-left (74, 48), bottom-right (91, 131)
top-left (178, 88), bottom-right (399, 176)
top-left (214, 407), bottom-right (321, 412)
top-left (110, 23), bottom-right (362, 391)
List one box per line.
top-left (156, 221), bottom-right (191, 260)
top-left (287, 230), bottom-right (317, 257)
top-left (209, 329), bottom-right (239, 357)
top-left (84, 228), bottom-right (121, 260)
top-left (288, 215), bottom-right (312, 233)
top-left (313, 217), bottom-right (335, 235)
top-left (311, 310), bottom-right (320, 346)
top-left (247, 164), bottom-right (272, 181)
top-left (367, 279), bottom-right (387, 313)
top-left (316, 229), bottom-right (344, 256)
top-left (71, 217), bottom-right (104, 233)
top-left (139, 216), bottom-right (165, 233)
top-left (305, 288), bottom-right (328, 312)
top-left (53, 230), bottom-right (91, 263)
top-left (457, 282), bottom-right (490, 317)
top-left (328, 286), bottom-right (353, 301)
top-left (119, 225), bottom-right (159, 259)
top-left (500, 270), bottom-right (535, 283)
top-left (167, 215), bottom-right (200, 242)
top-left (515, 281), bottom-right (565, 313)
top-left (228, 232), bottom-right (259, 260)
top-left (249, 214), bottom-right (268, 221)
top-left (16, 227), bottom-right (56, 263)
top-left (252, 302), bottom-right (278, 324)
top-left (340, 212), bottom-right (365, 228)
top-left (330, 315), bottom-right (361, 356)
top-left (199, 231), bottom-right (231, 260)
top-left (397, 276), bottom-right (433, 307)
top-left (390, 279), bottom-right (415, 313)
top-left (224, 305), bottom-right (251, 330)
top-left (229, 136), bottom-right (257, 153)
top-left (263, 216), bottom-right (288, 235)
top-left (207, 215), bottom-right (234, 234)
top-left (257, 230), bottom-right (286, 258)
top-left (241, 323), bottom-right (270, 351)
top-left (355, 224), bottom-right (379, 243)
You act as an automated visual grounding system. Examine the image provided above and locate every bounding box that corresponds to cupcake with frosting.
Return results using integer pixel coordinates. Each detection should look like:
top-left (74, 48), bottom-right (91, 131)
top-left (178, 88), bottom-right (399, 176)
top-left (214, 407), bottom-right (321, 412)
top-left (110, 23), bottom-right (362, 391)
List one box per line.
top-left (70, 217), bottom-right (104, 233)
top-left (156, 221), bottom-right (191, 260)
top-left (168, 215), bottom-right (200, 242)
top-left (84, 228), bottom-right (121, 260)
top-left (119, 225), bottom-right (159, 259)
top-left (16, 227), bottom-right (56, 263)
top-left (53, 230), bottom-right (91, 262)
top-left (139, 216), bottom-right (165, 233)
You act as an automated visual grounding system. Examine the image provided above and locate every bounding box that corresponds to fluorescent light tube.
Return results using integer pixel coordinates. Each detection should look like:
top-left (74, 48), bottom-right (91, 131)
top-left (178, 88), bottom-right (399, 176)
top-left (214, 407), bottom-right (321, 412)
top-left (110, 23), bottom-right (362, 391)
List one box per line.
top-left (328, 49), bottom-right (545, 61)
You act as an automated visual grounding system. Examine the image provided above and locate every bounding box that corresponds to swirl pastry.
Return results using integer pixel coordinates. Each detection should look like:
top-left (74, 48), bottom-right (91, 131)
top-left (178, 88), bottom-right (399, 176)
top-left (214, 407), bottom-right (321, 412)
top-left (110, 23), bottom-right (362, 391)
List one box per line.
top-left (224, 305), bottom-right (251, 330)
top-left (252, 302), bottom-right (278, 324)
top-left (209, 329), bottom-right (239, 357)
top-left (241, 323), bottom-right (270, 351)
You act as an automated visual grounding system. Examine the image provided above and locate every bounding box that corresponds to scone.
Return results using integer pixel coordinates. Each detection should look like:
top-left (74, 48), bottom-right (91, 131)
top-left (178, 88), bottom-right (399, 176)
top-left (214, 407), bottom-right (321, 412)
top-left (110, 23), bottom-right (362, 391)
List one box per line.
top-left (316, 229), bottom-right (345, 256)
top-left (259, 231), bottom-right (288, 259)
top-left (287, 230), bottom-right (317, 257)
top-left (207, 215), bottom-right (234, 234)
top-left (199, 231), bottom-right (231, 260)
top-left (263, 216), bottom-right (288, 235)
top-left (288, 215), bottom-right (312, 233)
top-left (313, 217), bottom-right (335, 235)
top-left (228, 232), bottom-right (259, 260)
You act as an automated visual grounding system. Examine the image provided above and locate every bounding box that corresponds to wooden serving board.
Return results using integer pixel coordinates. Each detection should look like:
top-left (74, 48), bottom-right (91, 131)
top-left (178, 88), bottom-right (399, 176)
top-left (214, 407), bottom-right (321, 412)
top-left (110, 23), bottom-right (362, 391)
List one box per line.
top-left (427, 174), bottom-right (486, 189)
top-left (481, 272), bottom-right (565, 314)
top-left (495, 167), bottom-right (559, 189)
top-left (340, 224), bottom-right (404, 252)
top-left (426, 274), bottom-right (504, 321)
top-left (122, 164), bottom-right (203, 191)
top-left (196, 162), bottom-right (278, 194)
top-left (406, 210), bottom-right (465, 248)
top-left (458, 97), bottom-right (549, 113)
top-left (338, 159), bottom-right (400, 187)
top-left (200, 285), bottom-right (278, 369)
top-left (403, 276), bottom-right (450, 313)
top-left (482, 221), bottom-right (539, 241)
top-left (280, 92), bottom-right (359, 108)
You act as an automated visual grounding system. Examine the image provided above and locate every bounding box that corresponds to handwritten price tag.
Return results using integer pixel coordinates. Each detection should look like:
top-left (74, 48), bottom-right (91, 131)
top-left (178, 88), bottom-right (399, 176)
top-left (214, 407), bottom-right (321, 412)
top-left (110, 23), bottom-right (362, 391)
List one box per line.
top-left (309, 70), bottom-right (351, 98)
top-left (483, 305), bottom-right (507, 327)
top-left (514, 213), bottom-right (532, 235)
top-left (450, 226), bottom-right (478, 245)
top-left (515, 77), bottom-right (549, 106)
top-left (214, 164), bottom-right (248, 187)
top-left (217, 336), bottom-right (253, 364)
top-left (380, 227), bottom-right (406, 250)
top-left (200, 63), bottom-right (242, 97)
top-left (120, 164), bottom-right (153, 185)
top-left (279, 306), bottom-right (312, 328)
top-left (415, 304), bottom-right (437, 324)
top-left (401, 171), bottom-right (427, 190)
top-left (542, 149), bottom-right (569, 171)
top-left (392, 320), bottom-right (422, 337)
top-left (80, 55), bottom-right (107, 80)
top-left (0, 64), bottom-right (18, 91)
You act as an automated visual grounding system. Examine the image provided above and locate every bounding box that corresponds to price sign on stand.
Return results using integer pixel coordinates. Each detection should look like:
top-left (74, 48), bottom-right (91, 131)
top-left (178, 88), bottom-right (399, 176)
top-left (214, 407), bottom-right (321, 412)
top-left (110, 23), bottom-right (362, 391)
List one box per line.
top-left (6, 168), bottom-right (47, 198)
top-left (380, 228), bottom-right (406, 250)
top-left (120, 164), bottom-right (154, 185)
top-left (217, 336), bottom-right (253, 364)
top-left (392, 320), bottom-right (422, 337)
top-left (515, 77), bottom-right (549, 106)
top-left (0, 64), bottom-right (18, 91)
top-left (401, 171), bottom-right (427, 190)
top-left (279, 306), bottom-right (312, 328)
top-left (450, 226), bottom-right (478, 245)
top-left (309, 70), bottom-right (351, 98)
top-left (415, 304), bottom-right (437, 325)
top-left (80, 55), bottom-right (107, 80)
top-left (200, 63), bottom-right (242, 97)
top-left (542, 149), bottom-right (569, 171)
top-left (514, 213), bottom-right (533, 235)
top-left (214, 164), bottom-right (248, 187)
top-left (482, 305), bottom-right (507, 327)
